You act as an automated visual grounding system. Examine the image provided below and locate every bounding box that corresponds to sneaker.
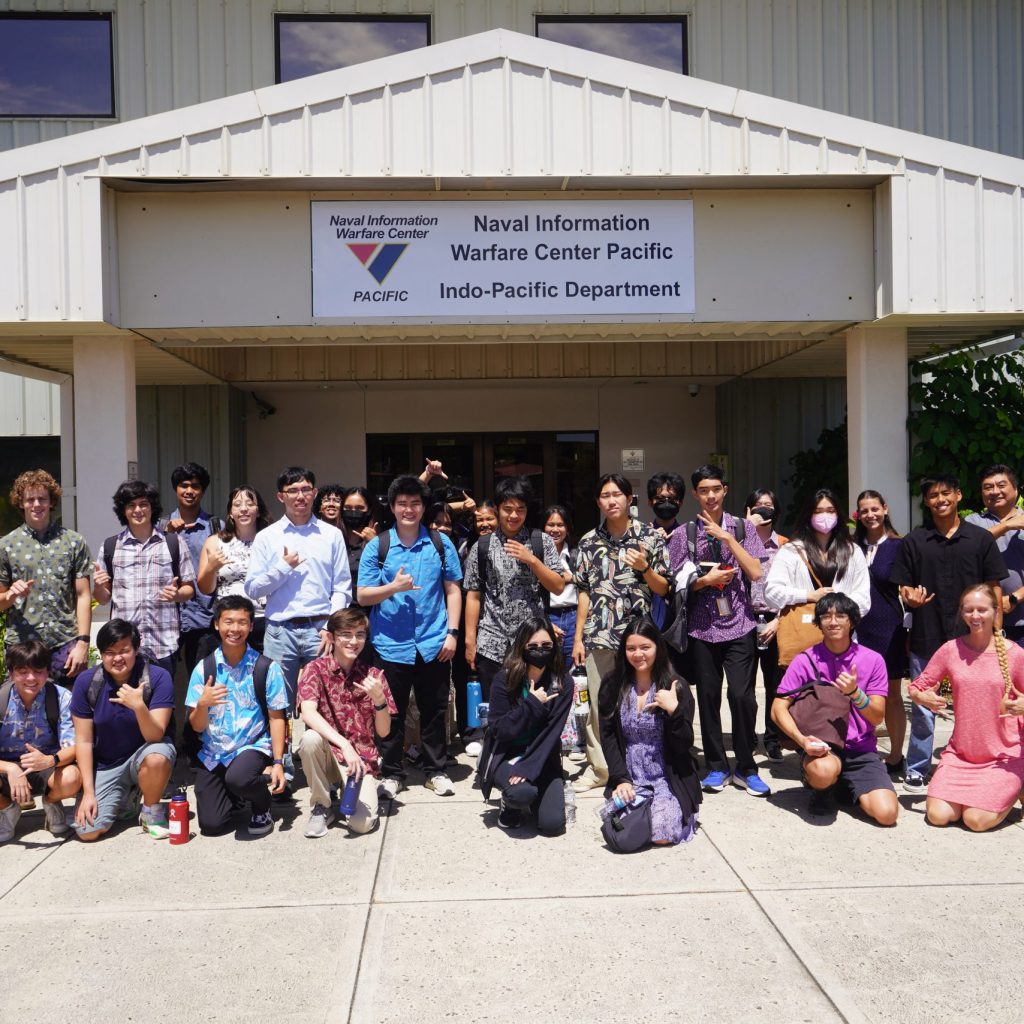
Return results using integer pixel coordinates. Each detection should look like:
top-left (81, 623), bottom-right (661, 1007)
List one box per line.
top-left (732, 772), bottom-right (771, 797)
top-left (138, 807), bottom-right (170, 840)
top-left (425, 773), bottom-right (455, 796)
top-left (497, 800), bottom-right (522, 830)
top-left (378, 777), bottom-right (402, 801)
top-left (43, 800), bottom-right (71, 836)
top-left (465, 740), bottom-right (483, 758)
top-left (902, 773), bottom-right (926, 795)
top-left (303, 803), bottom-right (336, 838)
top-left (118, 787), bottom-right (142, 821)
top-left (0, 802), bottom-right (21, 843)
top-left (572, 768), bottom-right (606, 793)
top-left (885, 757), bottom-right (907, 781)
top-left (764, 740), bottom-right (784, 763)
top-left (247, 811), bottom-right (274, 836)
top-left (700, 769), bottom-right (731, 793)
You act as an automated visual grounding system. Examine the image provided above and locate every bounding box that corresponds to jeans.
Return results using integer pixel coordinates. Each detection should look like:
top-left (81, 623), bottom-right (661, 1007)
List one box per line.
top-left (548, 608), bottom-right (577, 662)
top-left (263, 619), bottom-right (326, 710)
top-left (905, 652), bottom-right (933, 781)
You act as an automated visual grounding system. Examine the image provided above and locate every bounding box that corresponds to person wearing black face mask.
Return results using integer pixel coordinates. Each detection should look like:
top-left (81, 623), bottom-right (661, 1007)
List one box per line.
top-left (744, 488), bottom-right (789, 762)
top-left (477, 616), bottom-right (574, 834)
top-left (647, 472), bottom-right (686, 538)
top-left (341, 488), bottom-right (379, 608)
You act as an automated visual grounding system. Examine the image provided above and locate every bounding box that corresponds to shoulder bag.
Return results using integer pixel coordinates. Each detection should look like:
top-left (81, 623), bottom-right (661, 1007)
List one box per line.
top-left (776, 549), bottom-right (825, 666)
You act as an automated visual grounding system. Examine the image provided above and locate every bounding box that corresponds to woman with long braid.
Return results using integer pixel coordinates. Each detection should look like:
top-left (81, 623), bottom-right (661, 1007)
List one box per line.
top-left (909, 583), bottom-right (1024, 831)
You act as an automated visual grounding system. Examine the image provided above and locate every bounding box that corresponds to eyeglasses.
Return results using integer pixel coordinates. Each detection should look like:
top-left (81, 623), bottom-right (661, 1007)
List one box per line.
top-left (282, 486), bottom-right (315, 497)
top-left (819, 612), bottom-right (850, 622)
top-left (334, 632), bottom-right (368, 643)
top-left (525, 643), bottom-right (554, 652)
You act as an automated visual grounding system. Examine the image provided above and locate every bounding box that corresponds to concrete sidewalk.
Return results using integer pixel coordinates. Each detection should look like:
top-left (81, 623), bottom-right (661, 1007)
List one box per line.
top-left (1, 693), bottom-right (1020, 1024)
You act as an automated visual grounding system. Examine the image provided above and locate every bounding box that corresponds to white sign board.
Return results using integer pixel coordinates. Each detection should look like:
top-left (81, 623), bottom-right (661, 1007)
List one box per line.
top-left (621, 449), bottom-right (645, 472)
top-left (311, 200), bottom-right (695, 322)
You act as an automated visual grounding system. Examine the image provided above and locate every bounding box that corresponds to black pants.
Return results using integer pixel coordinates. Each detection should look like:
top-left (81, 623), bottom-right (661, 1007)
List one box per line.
top-left (194, 749), bottom-right (271, 835)
top-left (757, 635), bottom-right (783, 744)
top-left (495, 756), bottom-right (565, 835)
top-left (689, 630), bottom-right (758, 776)
top-left (378, 653), bottom-right (450, 778)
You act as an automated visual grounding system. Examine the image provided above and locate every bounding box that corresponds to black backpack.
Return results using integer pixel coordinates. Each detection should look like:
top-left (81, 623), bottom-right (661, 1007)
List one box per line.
top-left (0, 678), bottom-right (60, 734)
top-left (376, 529), bottom-right (447, 574)
top-left (86, 662), bottom-right (154, 708)
top-left (102, 532), bottom-right (182, 582)
top-left (201, 652), bottom-right (275, 721)
top-left (477, 530), bottom-right (551, 614)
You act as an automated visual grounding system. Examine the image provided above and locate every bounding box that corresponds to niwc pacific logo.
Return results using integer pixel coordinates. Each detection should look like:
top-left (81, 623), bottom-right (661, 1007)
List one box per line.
top-left (347, 243), bottom-right (408, 284)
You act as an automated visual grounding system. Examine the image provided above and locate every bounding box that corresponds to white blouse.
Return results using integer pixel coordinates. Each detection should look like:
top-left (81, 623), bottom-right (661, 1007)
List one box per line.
top-left (764, 540), bottom-right (871, 616)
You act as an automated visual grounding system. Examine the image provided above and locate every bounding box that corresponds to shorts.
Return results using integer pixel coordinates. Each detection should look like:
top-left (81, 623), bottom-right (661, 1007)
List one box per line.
top-left (835, 748), bottom-right (895, 802)
top-left (0, 763), bottom-right (56, 799)
top-left (74, 741), bottom-right (177, 835)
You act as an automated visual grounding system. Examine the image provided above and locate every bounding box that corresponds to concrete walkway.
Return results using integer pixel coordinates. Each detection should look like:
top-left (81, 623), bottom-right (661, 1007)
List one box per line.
top-left (1, 695), bottom-right (1020, 1024)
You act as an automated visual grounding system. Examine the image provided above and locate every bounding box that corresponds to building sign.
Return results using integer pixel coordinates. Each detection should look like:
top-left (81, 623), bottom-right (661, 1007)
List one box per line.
top-left (311, 200), bottom-right (694, 322)
top-left (621, 448), bottom-right (645, 472)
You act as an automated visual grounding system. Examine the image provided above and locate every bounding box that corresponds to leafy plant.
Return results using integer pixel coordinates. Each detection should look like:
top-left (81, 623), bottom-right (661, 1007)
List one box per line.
top-left (908, 349), bottom-right (1024, 512)
top-left (784, 416), bottom-right (849, 525)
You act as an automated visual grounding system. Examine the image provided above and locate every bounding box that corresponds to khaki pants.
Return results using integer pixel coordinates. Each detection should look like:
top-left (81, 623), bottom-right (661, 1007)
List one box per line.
top-left (582, 648), bottom-right (616, 784)
top-left (298, 730), bottom-right (378, 834)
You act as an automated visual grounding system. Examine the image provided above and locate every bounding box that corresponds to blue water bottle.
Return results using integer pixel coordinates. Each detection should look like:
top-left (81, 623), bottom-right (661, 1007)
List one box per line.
top-left (339, 773), bottom-right (360, 816)
top-left (467, 676), bottom-right (483, 728)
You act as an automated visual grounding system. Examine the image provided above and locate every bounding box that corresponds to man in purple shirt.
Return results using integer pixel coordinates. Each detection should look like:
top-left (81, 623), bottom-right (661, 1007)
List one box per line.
top-left (772, 593), bottom-right (899, 825)
top-left (668, 465), bottom-right (766, 796)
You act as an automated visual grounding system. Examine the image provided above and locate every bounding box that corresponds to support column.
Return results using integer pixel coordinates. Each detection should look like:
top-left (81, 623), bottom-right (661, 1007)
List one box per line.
top-left (73, 336), bottom-right (137, 555)
top-left (845, 323), bottom-right (910, 531)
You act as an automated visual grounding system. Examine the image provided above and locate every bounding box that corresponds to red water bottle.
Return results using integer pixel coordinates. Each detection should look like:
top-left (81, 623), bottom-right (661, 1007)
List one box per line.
top-left (168, 792), bottom-right (190, 845)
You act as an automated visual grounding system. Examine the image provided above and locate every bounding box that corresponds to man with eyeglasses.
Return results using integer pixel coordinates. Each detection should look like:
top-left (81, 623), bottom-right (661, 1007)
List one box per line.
top-left (245, 467), bottom-right (352, 723)
top-left (297, 607), bottom-right (397, 837)
top-left (0, 470), bottom-right (94, 685)
top-left (357, 474), bottom-right (463, 799)
top-left (572, 473), bottom-right (670, 792)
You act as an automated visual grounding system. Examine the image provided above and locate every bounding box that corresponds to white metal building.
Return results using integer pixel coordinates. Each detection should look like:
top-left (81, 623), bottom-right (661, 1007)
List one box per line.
top-left (0, 5), bottom-right (1023, 548)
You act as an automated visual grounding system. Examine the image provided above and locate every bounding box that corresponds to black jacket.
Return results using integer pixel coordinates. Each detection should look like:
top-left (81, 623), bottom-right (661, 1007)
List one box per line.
top-left (478, 668), bottom-right (574, 801)
top-left (598, 676), bottom-right (702, 821)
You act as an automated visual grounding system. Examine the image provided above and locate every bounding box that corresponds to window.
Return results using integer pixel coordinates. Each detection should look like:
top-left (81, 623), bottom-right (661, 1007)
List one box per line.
top-left (275, 15), bottom-right (430, 83)
top-left (0, 13), bottom-right (114, 118)
top-left (536, 16), bottom-right (687, 76)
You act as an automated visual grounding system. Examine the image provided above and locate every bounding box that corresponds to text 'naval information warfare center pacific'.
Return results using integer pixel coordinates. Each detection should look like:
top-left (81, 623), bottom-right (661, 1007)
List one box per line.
top-left (310, 200), bottom-right (695, 321)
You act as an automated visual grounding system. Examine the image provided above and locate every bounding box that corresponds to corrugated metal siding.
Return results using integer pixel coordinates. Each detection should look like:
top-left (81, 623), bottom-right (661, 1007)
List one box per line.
top-left (136, 384), bottom-right (247, 514)
top-left (0, 369), bottom-right (60, 435)
top-left (715, 376), bottom-right (846, 528)
top-left (1, 0), bottom-right (1022, 159)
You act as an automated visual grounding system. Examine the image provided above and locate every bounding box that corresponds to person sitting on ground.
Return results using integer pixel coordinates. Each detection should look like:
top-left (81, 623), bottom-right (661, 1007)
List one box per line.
top-left (772, 593), bottom-right (899, 826)
top-left (298, 607), bottom-right (397, 838)
top-left (71, 621), bottom-right (176, 841)
top-left (186, 596), bottom-right (288, 837)
top-left (478, 616), bottom-right (574, 834)
top-left (0, 640), bottom-right (80, 842)
top-left (598, 617), bottom-right (701, 846)
top-left (909, 583), bottom-right (1024, 832)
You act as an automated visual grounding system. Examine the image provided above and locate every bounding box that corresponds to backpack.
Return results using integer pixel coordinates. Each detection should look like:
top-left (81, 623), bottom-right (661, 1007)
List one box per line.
top-left (0, 678), bottom-right (60, 734)
top-left (684, 518), bottom-right (751, 600)
top-left (102, 532), bottom-right (181, 583)
top-left (86, 662), bottom-right (154, 708)
top-left (201, 652), bottom-right (274, 722)
top-left (376, 529), bottom-right (447, 574)
top-left (478, 531), bottom-right (551, 614)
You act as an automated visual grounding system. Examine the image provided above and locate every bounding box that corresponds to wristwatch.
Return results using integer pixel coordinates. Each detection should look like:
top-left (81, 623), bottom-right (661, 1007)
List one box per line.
top-left (373, 702), bottom-right (388, 712)
top-left (272, 758), bottom-right (284, 766)
top-left (447, 627), bottom-right (460, 637)
top-left (1010, 593), bottom-right (1020, 609)
top-left (75, 634), bottom-right (90, 643)
top-left (52, 752), bottom-right (60, 768)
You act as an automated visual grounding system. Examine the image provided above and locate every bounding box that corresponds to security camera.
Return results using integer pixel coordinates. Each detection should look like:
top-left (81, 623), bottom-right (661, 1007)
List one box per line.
top-left (687, 383), bottom-right (701, 399)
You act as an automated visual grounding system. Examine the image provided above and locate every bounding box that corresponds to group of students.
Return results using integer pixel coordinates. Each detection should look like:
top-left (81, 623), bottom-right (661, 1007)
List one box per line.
top-left (0, 456), bottom-right (1023, 849)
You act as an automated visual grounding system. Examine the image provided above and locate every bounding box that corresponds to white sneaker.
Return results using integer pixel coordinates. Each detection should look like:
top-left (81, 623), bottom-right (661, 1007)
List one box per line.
top-left (43, 800), bottom-right (70, 836)
top-left (378, 777), bottom-right (402, 801)
top-left (0, 802), bottom-right (22, 843)
top-left (465, 741), bottom-right (482, 758)
top-left (425, 773), bottom-right (455, 796)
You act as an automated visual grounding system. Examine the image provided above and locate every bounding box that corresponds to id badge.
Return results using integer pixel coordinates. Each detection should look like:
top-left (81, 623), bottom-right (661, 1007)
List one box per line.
top-left (715, 595), bottom-right (730, 617)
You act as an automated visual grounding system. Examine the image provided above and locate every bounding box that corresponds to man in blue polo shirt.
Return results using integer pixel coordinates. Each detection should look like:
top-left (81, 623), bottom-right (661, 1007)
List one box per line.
top-left (357, 474), bottom-right (462, 799)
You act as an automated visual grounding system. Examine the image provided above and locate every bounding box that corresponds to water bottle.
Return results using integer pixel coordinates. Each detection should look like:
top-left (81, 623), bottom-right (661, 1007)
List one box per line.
top-left (563, 781), bottom-right (576, 826)
top-left (466, 676), bottom-right (482, 728)
top-left (168, 792), bottom-right (189, 845)
top-left (596, 792), bottom-right (646, 824)
top-left (572, 665), bottom-right (589, 707)
top-left (755, 612), bottom-right (771, 651)
top-left (339, 773), bottom-right (360, 816)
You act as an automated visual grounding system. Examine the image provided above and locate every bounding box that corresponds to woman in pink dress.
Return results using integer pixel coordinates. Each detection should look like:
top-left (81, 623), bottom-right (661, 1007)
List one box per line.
top-left (909, 583), bottom-right (1024, 831)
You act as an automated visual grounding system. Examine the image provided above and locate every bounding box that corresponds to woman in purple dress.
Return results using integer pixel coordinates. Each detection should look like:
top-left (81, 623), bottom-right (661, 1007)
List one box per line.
top-left (598, 618), bottom-right (701, 846)
top-left (854, 490), bottom-right (909, 779)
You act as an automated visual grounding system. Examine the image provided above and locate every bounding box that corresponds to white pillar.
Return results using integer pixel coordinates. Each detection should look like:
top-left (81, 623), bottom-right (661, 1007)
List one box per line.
top-left (845, 323), bottom-right (910, 531)
top-left (73, 336), bottom-right (137, 556)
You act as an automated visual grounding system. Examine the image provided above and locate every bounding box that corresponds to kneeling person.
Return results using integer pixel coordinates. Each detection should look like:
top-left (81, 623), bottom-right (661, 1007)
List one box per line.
top-left (71, 621), bottom-right (176, 841)
top-left (186, 596), bottom-right (288, 837)
top-left (298, 608), bottom-right (397, 837)
top-left (0, 640), bottom-right (81, 841)
top-left (772, 593), bottom-right (899, 826)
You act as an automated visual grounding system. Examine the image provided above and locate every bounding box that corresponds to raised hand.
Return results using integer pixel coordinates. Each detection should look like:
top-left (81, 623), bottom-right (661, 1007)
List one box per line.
top-left (6, 578), bottom-right (34, 601)
top-left (92, 561), bottom-right (110, 589)
top-left (834, 664), bottom-right (858, 697)
top-left (391, 565), bottom-right (420, 593)
top-left (158, 577), bottom-right (181, 602)
top-left (902, 585), bottom-right (934, 609)
top-left (527, 679), bottom-right (552, 704)
top-left (643, 683), bottom-right (679, 715)
top-left (282, 546), bottom-right (303, 569)
top-left (110, 681), bottom-right (147, 712)
top-left (197, 676), bottom-right (229, 709)
top-left (20, 743), bottom-right (53, 773)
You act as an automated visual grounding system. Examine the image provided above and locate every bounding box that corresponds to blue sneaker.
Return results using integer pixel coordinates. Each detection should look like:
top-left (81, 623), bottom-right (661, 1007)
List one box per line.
top-left (733, 772), bottom-right (771, 797)
top-left (701, 769), bottom-right (731, 792)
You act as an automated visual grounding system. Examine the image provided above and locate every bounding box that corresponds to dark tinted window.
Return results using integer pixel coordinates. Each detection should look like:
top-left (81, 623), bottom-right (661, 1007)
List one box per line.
top-left (0, 13), bottom-right (114, 118)
top-left (276, 15), bottom-right (430, 83)
top-left (536, 16), bottom-right (687, 75)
